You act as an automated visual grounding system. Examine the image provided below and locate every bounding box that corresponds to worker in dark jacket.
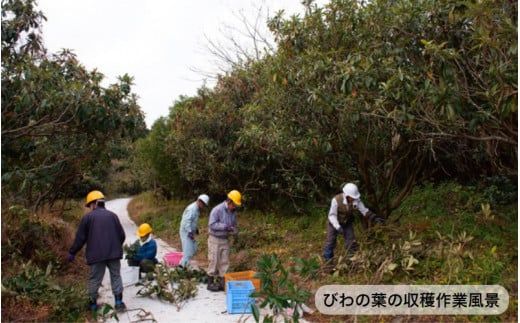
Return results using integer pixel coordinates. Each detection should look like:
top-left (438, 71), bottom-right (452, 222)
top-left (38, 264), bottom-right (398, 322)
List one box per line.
top-left (68, 190), bottom-right (126, 312)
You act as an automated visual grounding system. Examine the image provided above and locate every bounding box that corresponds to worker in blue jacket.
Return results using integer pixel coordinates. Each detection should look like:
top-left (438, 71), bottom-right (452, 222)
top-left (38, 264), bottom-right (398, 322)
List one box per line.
top-left (179, 194), bottom-right (210, 267)
top-left (128, 223), bottom-right (158, 278)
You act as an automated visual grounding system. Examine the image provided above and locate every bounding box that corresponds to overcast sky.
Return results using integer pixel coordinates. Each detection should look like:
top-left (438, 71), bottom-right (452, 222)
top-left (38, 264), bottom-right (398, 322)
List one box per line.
top-left (37, 0), bottom-right (327, 128)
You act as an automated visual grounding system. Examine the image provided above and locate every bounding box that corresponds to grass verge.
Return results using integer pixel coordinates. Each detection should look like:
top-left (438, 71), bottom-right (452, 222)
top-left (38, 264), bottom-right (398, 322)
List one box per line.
top-left (1, 200), bottom-right (91, 322)
top-left (127, 182), bottom-right (517, 322)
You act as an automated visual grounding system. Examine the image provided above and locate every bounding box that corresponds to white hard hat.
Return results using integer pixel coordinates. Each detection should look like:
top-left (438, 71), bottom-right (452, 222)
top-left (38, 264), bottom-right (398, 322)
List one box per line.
top-left (342, 183), bottom-right (360, 199)
top-left (198, 194), bottom-right (210, 206)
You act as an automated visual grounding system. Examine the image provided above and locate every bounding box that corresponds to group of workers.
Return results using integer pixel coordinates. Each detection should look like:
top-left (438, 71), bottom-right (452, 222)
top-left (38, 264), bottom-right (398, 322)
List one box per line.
top-left (67, 183), bottom-right (379, 311)
top-left (178, 189), bottom-right (242, 291)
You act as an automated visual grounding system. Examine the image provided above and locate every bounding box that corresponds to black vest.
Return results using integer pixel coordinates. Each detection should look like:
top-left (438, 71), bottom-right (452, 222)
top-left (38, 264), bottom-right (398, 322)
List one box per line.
top-left (334, 193), bottom-right (355, 225)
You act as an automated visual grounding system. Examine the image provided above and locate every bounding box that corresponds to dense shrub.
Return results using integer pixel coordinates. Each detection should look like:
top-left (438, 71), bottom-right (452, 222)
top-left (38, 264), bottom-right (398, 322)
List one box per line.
top-left (2, 261), bottom-right (87, 322)
top-left (1, 203), bottom-right (89, 321)
top-left (135, 0), bottom-right (516, 216)
top-left (1, 0), bottom-right (146, 209)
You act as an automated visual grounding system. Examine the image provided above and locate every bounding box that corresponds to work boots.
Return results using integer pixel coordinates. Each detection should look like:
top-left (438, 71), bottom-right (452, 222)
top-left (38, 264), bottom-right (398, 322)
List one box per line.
top-left (88, 298), bottom-right (99, 312)
top-left (207, 276), bottom-right (215, 290)
top-left (114, 293), bottom-right (126, 312)
top-left (207, 276), bottom-right (221, 292)
top-left (323, 259), bottom-right (335, 275)
top-left (217, 277), bottom-right (225, 291)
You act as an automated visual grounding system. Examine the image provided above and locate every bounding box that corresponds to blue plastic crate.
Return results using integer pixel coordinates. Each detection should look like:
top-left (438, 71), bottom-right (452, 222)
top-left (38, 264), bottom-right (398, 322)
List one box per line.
top-left (226, 280), bottom-right (255, 314)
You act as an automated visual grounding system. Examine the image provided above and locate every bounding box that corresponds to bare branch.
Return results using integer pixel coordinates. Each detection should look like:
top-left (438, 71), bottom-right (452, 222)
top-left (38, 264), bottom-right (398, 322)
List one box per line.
top-left (193, 4), bottom-right (276, 78)
top-left (415, 132), bottom-right (517, 145)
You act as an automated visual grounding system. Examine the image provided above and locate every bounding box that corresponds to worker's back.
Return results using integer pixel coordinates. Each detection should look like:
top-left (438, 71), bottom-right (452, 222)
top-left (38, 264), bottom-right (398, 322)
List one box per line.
top-left (70, 206), bottom-right (126, 265)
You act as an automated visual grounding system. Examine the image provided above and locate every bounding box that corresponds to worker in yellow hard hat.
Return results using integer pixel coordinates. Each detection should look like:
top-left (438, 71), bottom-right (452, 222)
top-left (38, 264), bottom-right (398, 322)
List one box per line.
top-left (126, 223), bottom-right (158, 279)
top-left (206, 190), bottom-right (242, 292)
top-left (68, 190), bottom-right (126, 312)
top-left (137, 223), bottom-right (153, 237)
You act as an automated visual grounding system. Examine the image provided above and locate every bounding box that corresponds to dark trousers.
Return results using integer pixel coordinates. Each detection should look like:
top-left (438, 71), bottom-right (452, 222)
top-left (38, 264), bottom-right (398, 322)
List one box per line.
top-left (128, 258), bottom-right (158, 278)
top-left (88, 259), bottom-right (123, 300)
top-left (323, 221), bottom-right (358, 261)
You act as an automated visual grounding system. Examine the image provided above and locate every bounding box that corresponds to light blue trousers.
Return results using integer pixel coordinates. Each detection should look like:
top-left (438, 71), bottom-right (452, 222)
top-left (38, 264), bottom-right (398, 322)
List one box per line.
top-left (180, 231), bottom-right (197, 267)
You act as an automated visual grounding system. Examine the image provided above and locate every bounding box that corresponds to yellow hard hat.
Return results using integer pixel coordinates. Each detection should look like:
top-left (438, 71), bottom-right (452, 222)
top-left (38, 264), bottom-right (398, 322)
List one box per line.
top-left (137, 223), bottom-right (152, 237)
top-left (85, 190), bottom-right (105, 206)
top-left (227, 190), bottom-right (242, 206)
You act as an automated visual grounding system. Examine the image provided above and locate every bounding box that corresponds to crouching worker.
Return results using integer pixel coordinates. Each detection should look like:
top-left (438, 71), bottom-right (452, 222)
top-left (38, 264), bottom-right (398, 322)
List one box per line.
top-left (127, 223), bottom-right (158, 279)
top-left (323, 183), bottom-right (383, 264)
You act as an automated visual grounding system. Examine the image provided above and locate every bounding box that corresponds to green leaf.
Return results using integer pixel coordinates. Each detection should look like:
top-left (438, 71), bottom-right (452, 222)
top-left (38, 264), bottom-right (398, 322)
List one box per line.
top-left (420, 39), bottom-right (431, 46)
top-left (45, 263), bottom-right (52, 277)
top-left (262, 315), bottom-right (273, 323)
top-left (252, 304), bottom-right (260, 322)
top-left (102, 304), bottom-right (111, 315)
top-left (387, 263), bottom-right (398, 271)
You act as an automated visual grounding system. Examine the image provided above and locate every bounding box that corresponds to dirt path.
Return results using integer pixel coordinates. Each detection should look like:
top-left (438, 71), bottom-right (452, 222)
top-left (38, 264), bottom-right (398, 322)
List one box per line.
top-left (97, 198), bottom-right (256, 322)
